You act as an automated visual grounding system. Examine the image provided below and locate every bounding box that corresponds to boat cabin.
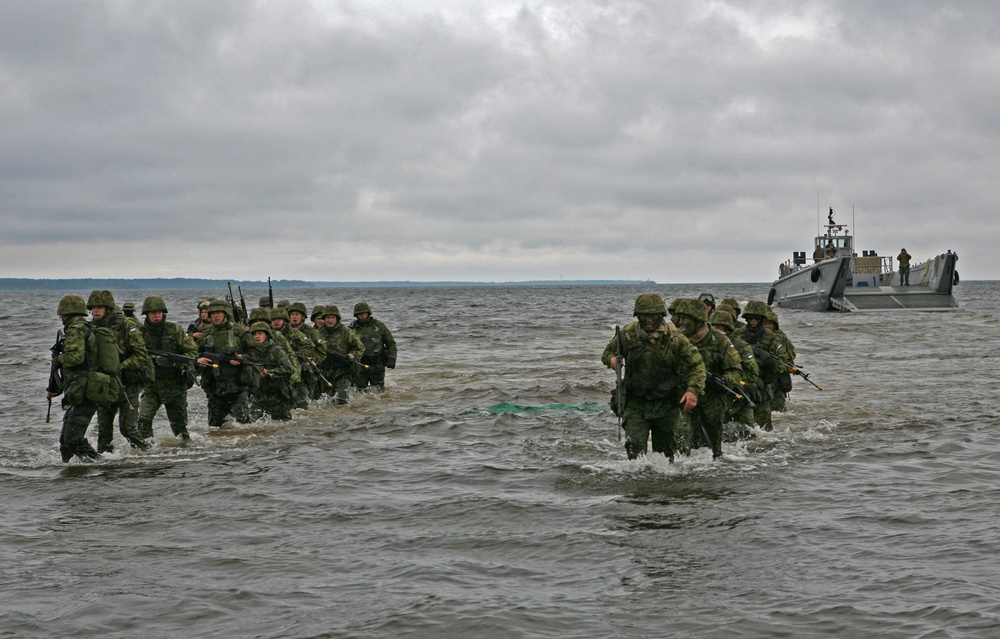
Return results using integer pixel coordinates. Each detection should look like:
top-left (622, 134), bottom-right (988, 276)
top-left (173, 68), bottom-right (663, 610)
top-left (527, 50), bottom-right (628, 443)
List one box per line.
top-left (779, 208), bottom-right (892, 283)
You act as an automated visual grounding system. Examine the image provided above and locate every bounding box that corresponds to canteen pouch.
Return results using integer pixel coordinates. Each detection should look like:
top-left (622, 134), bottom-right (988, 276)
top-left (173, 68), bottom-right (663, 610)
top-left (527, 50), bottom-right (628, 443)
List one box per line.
top-left (84, 371), bottom-right (118, 406)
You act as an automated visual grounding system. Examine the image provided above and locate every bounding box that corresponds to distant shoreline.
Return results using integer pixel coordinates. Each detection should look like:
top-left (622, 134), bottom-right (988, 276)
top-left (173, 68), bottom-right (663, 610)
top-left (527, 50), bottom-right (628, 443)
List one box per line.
top-left (0, 278), bottom-right (660, 291)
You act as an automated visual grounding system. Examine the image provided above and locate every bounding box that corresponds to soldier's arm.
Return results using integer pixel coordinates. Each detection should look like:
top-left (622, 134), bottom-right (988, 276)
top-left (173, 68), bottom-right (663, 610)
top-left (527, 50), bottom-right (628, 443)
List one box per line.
top-left (59, 325), bottom-right (87, 369)
top-left (121, 323), bottom-right (151, 372)
top-left (675, 335), bottom-right (706, 398)
top-left (349, 332), bottom-right (365, 361)
top-left (381, 323), bottom-right (397, 360)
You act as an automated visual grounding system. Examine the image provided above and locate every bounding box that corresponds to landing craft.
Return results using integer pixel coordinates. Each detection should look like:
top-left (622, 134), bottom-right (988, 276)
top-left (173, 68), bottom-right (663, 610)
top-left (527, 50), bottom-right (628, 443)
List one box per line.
top-left (768, 208), bottom-right (959, 311)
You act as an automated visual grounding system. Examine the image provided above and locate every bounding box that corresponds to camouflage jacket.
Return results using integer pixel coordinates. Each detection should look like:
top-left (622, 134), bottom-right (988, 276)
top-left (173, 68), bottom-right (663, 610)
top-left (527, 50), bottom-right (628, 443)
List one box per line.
top-left (689, 327), bottom-right (744, 393)
top-left (290, 322), bottom-right (326, 364)
top-left (319, 322), bottom-right (365, 372)
top-left (350, 317), bottom-right (397, 365)
top-left (732, 325), bottom-right (792, 383)
top-left (197, 320), bottom-right (258, 390)
top-left (602, 320), bottom-right (706, 403)
top-left (105, 311), bottom-right (153, 386)
top-left (142, 319), bottom-right (197, 385)
top-left (248, 340), bottom-right (294, 398)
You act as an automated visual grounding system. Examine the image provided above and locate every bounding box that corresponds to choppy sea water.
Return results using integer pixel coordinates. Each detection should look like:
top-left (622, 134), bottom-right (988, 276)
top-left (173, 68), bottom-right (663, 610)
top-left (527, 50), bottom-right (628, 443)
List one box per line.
top-left (2, 282), bottom-right (999, 638)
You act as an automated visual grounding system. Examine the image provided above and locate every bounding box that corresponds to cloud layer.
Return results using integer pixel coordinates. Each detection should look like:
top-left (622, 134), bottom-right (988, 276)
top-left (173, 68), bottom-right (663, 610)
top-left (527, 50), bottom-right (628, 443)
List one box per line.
top-left (1, 1), bottom-right (996, 282)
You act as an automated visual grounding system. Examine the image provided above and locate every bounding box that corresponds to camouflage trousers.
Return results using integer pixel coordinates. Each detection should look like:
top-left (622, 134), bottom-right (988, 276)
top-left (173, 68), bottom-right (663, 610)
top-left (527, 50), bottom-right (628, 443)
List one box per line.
top-left (622, 399), bottom-right (685, 460)
top-left (95, 382), bottom-right (145, 452)
top-left (139, 380), bottom-right (190, 440)
top-left (690, 393), bottom-right (728, 459)
top-left (249, 390), bottom-right (293, 422)
top-left (322, 370), bottom-right (353, 405)
top-left (353, 361), bottom-right (386, 391)
top-left (206, 390), bottom-right (251, 427)
top-left (60, 400), bottom-right (100, 462)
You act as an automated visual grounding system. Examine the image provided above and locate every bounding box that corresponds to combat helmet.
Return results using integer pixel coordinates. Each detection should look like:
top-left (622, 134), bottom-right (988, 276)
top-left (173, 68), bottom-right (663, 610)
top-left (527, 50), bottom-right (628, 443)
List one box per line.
top-left (310, 305), bottom-right (325, 322)
top-left (764, 307), bottom-right (780, 329)
top-left (323, 305), bottom-right (342, 320)
top-left (206, 299), bottom-right (231, 315)
top-left (353, 302), bottom-right (372, 316)
top-left (249, 321), bottom-right (272, 337)
top-left (742, 300), bottom-right (771, 318)
top-left (675, 298), bottom-right (708, 324)
top-left (249, 307), bottom-right (271, 322)
top-left (633, 293), bottom-right (666, 316)
top-left (141, 296), bottom-right (168, 314)
top-left (57, 294), bottom-right (88, 317)
top-left (86, 289), bottom-right (116, 310)
top-left (198, 299), bottom-right (212, 311)
top-left (709, 309), bottom-right (735, 331)
top-left (697, 293), bottom-right (716, 311)
top-left (258, 296), bottom-right (271, 308)
top-left (288, 302), bottom-right (308, 317)
top-left (270, 306), bottom-right (289, 322)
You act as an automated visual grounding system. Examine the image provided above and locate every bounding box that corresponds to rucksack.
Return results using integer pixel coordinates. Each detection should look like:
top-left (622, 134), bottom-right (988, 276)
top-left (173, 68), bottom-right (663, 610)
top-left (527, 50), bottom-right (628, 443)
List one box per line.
top-left (86, 323), bottom-right (121, 376)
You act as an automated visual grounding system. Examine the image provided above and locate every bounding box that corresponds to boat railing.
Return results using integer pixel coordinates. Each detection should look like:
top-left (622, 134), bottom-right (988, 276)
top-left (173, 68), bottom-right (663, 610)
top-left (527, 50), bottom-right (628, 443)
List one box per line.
top-left (852, 255), bottom-right (892, 275)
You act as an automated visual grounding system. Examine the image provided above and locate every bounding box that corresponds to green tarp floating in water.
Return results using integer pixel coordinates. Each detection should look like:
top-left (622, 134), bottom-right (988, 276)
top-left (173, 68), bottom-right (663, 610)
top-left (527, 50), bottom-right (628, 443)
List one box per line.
top-left (484, 402), bottom-right (605, 414)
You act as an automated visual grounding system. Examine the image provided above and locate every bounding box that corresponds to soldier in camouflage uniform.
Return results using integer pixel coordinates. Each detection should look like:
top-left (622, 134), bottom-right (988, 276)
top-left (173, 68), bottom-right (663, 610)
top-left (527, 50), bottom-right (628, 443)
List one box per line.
top-left (188, 299), bottom-right (213, 340)
top-left (288, 302), bottom-right (328, 400)
top-left (311, 305), bottom-right (325, 331)
top-left (247, 322), bottom-right (295, 421)
top-left (350, 302), bottom-right (397, 391)
top-left (719, 298), bottom-right (745, 329)
top-left (89, 290), bottom-right (152, 452)
top-left (270, 306), bottom-right (313, 409)
top-left (196, 299), bottom-right (257, 427)
top-left (47, 295), bottom-right (102, 462)
top-left (732, 300), bottom-right (793, 431)
top-left (674, 299), bottom-right (743, 459)
top-left (710, 309), bottom-right (760, 430)
top-left (764, 307), bottom-right (796, 412)
top-left (601, 294), bottom-right (706, 461)
top-left (319, 305), bottom-right (365, 404)
top-left (138, 296), bottom-right (198, 442)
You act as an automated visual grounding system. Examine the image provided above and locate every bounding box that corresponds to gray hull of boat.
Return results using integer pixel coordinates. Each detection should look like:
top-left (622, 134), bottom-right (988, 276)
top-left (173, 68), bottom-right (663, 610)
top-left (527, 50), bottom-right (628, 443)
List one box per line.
top-left (770, 252), bottom-right (959, 312)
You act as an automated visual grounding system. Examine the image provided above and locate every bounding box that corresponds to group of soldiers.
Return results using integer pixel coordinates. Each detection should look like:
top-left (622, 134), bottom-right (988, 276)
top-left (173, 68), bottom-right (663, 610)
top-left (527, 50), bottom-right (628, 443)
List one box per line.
top-left (47, 290), bottom-right (397, 463)
top-left (603, 292), bottom-right (800, 461)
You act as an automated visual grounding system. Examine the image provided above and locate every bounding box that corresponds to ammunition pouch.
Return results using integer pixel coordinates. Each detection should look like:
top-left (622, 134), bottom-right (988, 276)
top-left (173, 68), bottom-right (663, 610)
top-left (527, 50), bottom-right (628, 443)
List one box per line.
top-left (84, 371), bottom-right (118, 406)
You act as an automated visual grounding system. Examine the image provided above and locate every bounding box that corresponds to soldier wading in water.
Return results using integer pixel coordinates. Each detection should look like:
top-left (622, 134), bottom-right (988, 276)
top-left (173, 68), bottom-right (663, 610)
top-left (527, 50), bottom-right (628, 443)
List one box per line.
top-left (602, 294), bottom-right (706, 461)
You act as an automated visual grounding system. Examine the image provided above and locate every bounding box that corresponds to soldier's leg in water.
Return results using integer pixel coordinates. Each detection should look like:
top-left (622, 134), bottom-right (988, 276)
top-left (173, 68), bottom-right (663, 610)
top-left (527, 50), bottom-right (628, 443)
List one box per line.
top-left (164, 392), bottom-right (190, 440)
top-left (650, 410), bottom-right (680, 462)
top-left (137, 387), bottom-right (161, 440)
top-left (231, 390), bottom-right (252, 423)
top-left (61, 404), bottom-right (100, 462)
top-left (95, 403), bottom-right (117, 452)
top-left (623, 408), bottom-right (650, 460)
top-left (117, 384), bottom-right (146, 449)
top-left (207, 392), bottom-right (228, 427)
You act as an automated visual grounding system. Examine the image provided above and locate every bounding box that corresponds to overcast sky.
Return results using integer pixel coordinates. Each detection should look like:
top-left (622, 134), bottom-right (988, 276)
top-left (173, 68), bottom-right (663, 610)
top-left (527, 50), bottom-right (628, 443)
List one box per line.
top-left (1, 1), bottom-right (996, 283)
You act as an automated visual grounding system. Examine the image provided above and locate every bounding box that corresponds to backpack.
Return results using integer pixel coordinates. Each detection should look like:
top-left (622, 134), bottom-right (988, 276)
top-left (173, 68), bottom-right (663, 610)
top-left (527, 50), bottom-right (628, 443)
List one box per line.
top-left (80, 323), bottom-right (121, 405)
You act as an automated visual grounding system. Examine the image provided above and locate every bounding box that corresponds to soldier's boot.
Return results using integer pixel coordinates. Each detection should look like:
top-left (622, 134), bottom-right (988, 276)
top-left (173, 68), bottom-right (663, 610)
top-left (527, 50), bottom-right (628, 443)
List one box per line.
top-left (171, 423), bottom-right (191, 442)
top-left (625, 441), bottom-right (646, 460)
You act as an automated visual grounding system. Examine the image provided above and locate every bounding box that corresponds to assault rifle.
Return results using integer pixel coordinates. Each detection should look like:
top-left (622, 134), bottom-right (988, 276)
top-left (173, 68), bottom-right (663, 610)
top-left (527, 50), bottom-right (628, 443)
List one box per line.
top-left (237, 285), bottom-right (249, 324)
top-left (268, 276), bottom-right (274, 309)
top-left (226, 282), bottom-right (243, 324)
top-left (613, 325), bottom-right (625, 441)
top-left (46, 330), bottom-right (65, 423)
top-left (325, 349), bottom-right (368, 372)
top-left (707, 373), bottom-right (756, 407)
top-left (148, 348), bottom-right (218, 369)
top-left (754, 349), bottom-right (823, 390)
top-left (296, 354), bottom-right (333, 388)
